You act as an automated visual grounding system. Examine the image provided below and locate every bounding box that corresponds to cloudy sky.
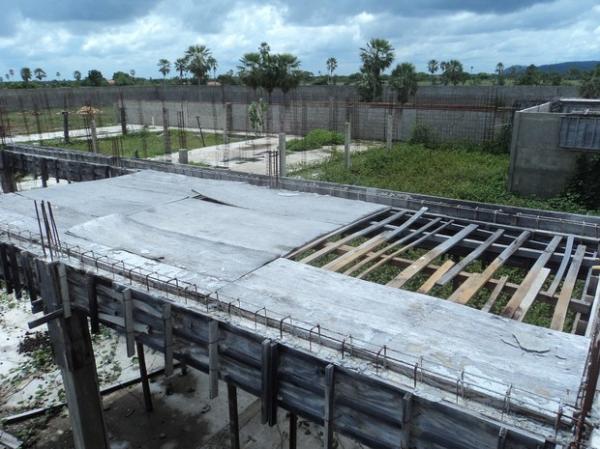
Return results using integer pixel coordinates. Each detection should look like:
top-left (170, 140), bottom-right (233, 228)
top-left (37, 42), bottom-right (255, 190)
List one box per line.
top-left (0, 0), bottom-right (599, 80)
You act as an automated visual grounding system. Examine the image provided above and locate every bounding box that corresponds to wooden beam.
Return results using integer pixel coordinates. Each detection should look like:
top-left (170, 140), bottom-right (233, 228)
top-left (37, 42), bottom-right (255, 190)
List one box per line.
top-left (208, 319), bottom-right (219, 399)
top-left (289, 412), bottom-right (297, 449)
top-left (437, 229), bottom-right (504, 286)
top-left (449, 231), bottom-right (531, 305)
top-left (163, 303), bottom-right (173, 376)
top-left (481, 275), bottom-right (509, 313)
top-left (136, 341), bottom-right (153, 412)
top-left (344, 217), bottom-right (442, 276)
top-left (551, 245), bottom-right (587, 331)
top-left (123, 289), bottom-right (135, 357)
top-left (502, 236), bottom-right (562, 320)
top-left (86, 274), bottom-right (100, 334)
top-left (417, 259), bottom-right (455, 294)
top-left (227, 383), bottom-right (240, 449)
top-left (545, 235), bottom-right (575, 297)
top-left (388, 224), bottom-right (478, 289)
top-left (324, 364), bottom-right (336, 449)
top-left (323, 208), bottom-right (428, 272)
top-left (300, 209), bottom-right (409, 264)
top-left (261, 340), bottom-right (278, 426)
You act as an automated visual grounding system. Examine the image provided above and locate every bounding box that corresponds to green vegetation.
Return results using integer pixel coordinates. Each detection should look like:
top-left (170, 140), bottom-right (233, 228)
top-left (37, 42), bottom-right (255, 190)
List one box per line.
top-left (292, 142), bottom-right (593, 215)
top-left (287, 128), bottom-right (344, 152)
top-left (41, 129), bottom-right (226, 158)
top-left (239, 42), bottom-right (302, 94)
top-left (357, 38), bottom-right (395, 101)
top-left (566, 154), bottom-right (600, 209)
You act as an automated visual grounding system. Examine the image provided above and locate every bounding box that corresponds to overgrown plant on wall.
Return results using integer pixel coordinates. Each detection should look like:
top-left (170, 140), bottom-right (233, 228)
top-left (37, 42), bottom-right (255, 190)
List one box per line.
top-left (566, 154), bottom-right (600, 209)
top-left (580, 64), bottom-right (600, 98)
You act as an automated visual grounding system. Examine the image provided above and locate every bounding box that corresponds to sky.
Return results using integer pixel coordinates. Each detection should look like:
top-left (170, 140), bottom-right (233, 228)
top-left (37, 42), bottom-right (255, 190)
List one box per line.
top-left (0, 0), bottom-right (599, 80)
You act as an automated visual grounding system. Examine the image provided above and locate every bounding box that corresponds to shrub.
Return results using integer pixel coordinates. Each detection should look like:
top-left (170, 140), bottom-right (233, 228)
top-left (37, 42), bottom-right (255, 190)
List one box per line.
top-left (565, 154), bottom-right (600, 209)
top-left (409, 124), bottom-right (437, 148)
top-left (482, 122), bottom-right (513, 154)
top-left (287, 129), bottom-right (344, 151)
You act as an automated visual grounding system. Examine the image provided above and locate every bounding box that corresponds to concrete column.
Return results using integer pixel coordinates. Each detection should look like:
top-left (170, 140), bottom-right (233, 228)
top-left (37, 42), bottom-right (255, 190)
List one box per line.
top-left (178, 149), bottom-right (188, 165)
top-left (120, 107), bottom-right (127, 136)
top-left (386, 113), bottom-right (393, 151)
top-left (89, 117), bottom-right (98, 153)
top-left (62, 111), bottom-right (70, 143)
top-left (223, 102), bottom-right (232, 145)
top-left (37, 261), bottom-right (109, 449)
top-left (0, 151), bottom-right (16, 193)
top-left (162, 107), bottom-right (171, 154)
top-left (278, 133), bottom-right (286, 177)
top-left (344, 121), bottom-right (351, 170)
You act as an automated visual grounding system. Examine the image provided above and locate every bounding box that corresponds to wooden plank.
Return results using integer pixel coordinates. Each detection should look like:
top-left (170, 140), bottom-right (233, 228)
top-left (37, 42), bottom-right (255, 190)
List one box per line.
top-left (323, 208), bottom-right (428, 272)
top-left (481, 275), bottom-right (509, 313)
top-left (546, 235), bottom-right (575, 297)
top-left (357, 220), bottom-right (454, 280)
top-left (227, 383), bottom-right (240, 449)
top-left (208, 319), bottom-right (219, 399)
top-left (550, 244), bottom-right (587, 331)
top-left (513, 268), bottom-right (551, 322)
top-left (324, 364), bottom-right (336, 449)
top-left (163, 303), bottom-right (173, 377)
top-left (502, 236), bottom-right (562, 319)
top-left (135, 341), bottom-right (153, 412)
top-left (289, 413), bottom-right (297, 449)
top-left (286, 207), bottom-right (391, 259)
top-left (86, 275), bottom-right (100, 334)
top-left (123, 289), bottom-right (135, 357)
top-left (437, 229), bottom-right (504, 286)
top-left (300, 209), bottom-right (408, 264)
top-left (449, 231), bottom-right (531, 305)
top-left (417, 259), bottom-right (455, 294)
top-left (261, 339), bottom-right (278, 426)
top-left (344, 217), bottom-right (442, 276)
top-left (57, 263), bottom-right (71, 319)
top-left (387, 224), bottom-right (478, 289)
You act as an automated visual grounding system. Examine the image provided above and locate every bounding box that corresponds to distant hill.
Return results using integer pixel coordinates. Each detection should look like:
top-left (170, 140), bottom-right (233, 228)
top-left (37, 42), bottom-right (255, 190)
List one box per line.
top-left (507, 61), bottom-right (600, 75)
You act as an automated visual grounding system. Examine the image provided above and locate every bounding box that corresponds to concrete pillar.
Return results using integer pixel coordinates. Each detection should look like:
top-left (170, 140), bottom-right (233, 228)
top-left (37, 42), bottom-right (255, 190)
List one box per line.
top-left (178, 149), bottom-right (188, 165)
top-left (278, 133), bottom-right (286, 177)
top-left (223, 102), bottom-right (232, 145)
top-left (386, 113), bottom-right (393, 151)
top-left (37, 261), bottom-right (109, 449)
top-left (120, 107), bottom-right (127, 136)
top-left (89, 117), bottom-right (98, 153)
top-left (62, 111), bottom-right (70, 144)
top-left (162, 107), bottom-right (171, 154)
top-left (0, 151), bottom-right (16, 193)
top-left (344, 121), bottom-right (351, 170)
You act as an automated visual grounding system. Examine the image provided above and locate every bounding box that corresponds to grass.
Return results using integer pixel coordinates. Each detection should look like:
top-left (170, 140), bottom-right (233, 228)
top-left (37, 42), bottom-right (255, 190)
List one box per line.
top-left (41, 129), bottom-right (228, 158)
top-left (292, 142), bottom-right (595, 215)
top-left (3, 107), bottom-right (118, 136)
top-left (287, 128), bottom-right (344, 152)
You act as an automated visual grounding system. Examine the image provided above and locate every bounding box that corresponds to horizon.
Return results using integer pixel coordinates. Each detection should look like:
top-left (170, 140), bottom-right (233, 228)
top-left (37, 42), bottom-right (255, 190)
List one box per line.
top-left (0, 0), bottom-right (599, 80)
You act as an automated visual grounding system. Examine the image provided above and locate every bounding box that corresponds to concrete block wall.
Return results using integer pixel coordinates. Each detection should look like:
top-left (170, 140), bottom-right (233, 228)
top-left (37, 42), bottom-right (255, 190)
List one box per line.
top-left (507, 108), bottom-right (588, 198)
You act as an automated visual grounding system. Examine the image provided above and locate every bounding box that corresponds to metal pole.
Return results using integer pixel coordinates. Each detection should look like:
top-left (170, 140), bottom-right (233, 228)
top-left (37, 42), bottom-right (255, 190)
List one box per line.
top-left (120, 107), bottom-right (127, 136)
top-left (90, 117), bottom-right (98, 153)
top-left (344, 121), bottom-right (351, 170)
top-left (278, 133), bottom-right (286, 177)
top-left (162, 107), bottom-right (171, 155)
top-left (136, 341), bottom-right (153, 412)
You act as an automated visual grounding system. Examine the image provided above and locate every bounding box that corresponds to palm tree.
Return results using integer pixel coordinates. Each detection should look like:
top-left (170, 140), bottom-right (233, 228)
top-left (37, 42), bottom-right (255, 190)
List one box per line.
top-left (20, 67), bottom-right (32, 84)
top-left (495, 62), bottom-right (505, 86)
top-left (390, 62), bottom-right (418, 104)
top-left (175, 58), bottom-right (187, 80)
top-left (158, 59), bottom-right (171, 79)
top-left (359, 38), bottom-right (395, 101)
top-left (207, 56), bottom-right (218, 80)
top-left (129, 69), bottom-right (136, 78)
top-left (34, 68), bottom-right (46, 81)
top-left (184, 45), bottom-right (213, 84)
top-left (56, 72), bottom-right (61, 79)
top-left (440, 60), bottom-right (466, 86)
top-left (427, 59), bottom-right (439, 84)
top-left (8, 69), bottom-right (14, 79)
top-left (326, 57), bottom-right (337, 84)
top-left (73, 70), bottom-right (81, 81)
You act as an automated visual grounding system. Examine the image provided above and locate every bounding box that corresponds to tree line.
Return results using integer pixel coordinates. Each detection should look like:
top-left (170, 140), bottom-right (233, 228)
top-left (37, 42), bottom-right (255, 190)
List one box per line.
top-left (3, 38), bottom-right (600, 100)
